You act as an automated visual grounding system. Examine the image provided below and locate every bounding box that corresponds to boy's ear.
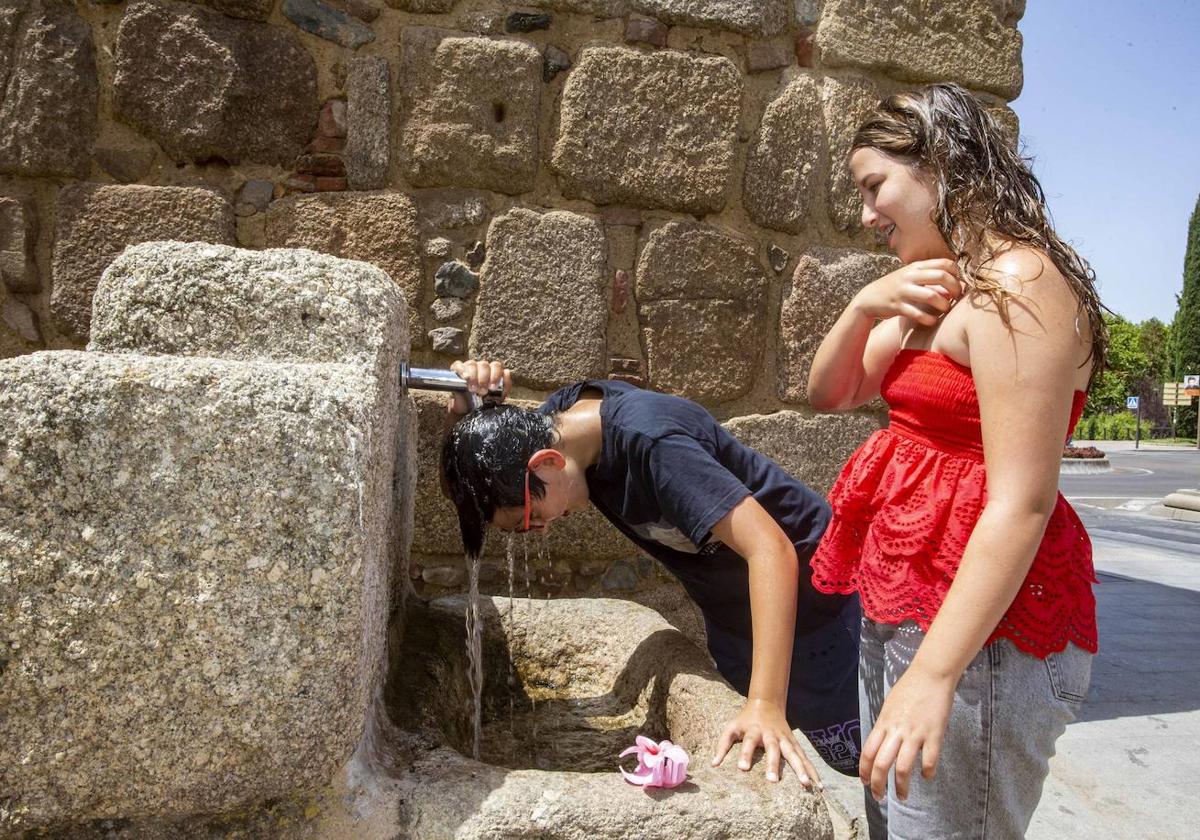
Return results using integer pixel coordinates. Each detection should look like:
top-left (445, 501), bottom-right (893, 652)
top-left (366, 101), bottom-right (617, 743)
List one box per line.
top-left (527, 448), bottom-right (566, 470)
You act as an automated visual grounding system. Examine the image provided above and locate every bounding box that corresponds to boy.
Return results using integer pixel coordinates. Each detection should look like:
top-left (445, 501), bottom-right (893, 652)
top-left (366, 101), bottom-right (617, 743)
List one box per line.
top-left (441, 360), bottom-right (861, 785)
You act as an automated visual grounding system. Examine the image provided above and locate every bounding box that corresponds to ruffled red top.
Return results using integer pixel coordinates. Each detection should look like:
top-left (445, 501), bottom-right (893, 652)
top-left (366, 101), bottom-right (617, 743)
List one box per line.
top-left (811, 349), bottom-right (1098, 658)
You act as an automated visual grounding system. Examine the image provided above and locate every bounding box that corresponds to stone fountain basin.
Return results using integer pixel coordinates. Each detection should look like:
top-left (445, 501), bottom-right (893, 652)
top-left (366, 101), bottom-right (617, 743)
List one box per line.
top-left (387, 595), bottom-right (832, 840)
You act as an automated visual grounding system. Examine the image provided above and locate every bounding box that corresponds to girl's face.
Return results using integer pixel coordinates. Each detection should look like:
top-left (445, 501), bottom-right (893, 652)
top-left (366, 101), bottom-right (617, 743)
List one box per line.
top-left (849, 147), bottom-right (953, 264)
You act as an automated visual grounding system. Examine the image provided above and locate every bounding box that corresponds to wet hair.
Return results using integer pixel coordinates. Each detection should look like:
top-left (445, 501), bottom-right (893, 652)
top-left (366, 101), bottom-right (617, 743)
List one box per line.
top-left (851, 83), bottom-right (1108, 383)
top-left (441, 403), bottom-right (556, 559)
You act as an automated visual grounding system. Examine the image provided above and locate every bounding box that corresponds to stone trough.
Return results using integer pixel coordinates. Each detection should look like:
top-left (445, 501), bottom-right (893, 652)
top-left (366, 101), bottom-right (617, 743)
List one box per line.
top-left (387, 594), bottom-right (833, 840)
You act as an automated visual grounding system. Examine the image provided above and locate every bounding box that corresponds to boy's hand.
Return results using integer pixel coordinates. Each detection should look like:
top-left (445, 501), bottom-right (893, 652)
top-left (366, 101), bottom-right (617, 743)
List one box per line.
top-left (712, 698), bottom-right (820, 788)
top-left (448, 359), bottom-right (512, 416)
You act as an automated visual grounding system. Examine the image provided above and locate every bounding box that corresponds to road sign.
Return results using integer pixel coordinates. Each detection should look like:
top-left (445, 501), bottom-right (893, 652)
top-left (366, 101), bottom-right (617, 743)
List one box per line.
top-left (1163, 383), bottom-right (1191, 406)
top-left (1126, 396), bottom-right (1139, 410)
top-left (1185, 374), bottom-right (1200, 388)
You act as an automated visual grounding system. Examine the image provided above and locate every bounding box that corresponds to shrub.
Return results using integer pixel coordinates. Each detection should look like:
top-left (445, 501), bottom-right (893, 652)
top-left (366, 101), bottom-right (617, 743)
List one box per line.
top-left (1077, 412), bottom-right (1153, 440)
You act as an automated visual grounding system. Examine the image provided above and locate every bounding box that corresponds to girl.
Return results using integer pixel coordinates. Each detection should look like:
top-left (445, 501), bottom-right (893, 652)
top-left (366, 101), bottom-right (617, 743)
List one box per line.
top-left (806, 84), bottom-right (1105, 839)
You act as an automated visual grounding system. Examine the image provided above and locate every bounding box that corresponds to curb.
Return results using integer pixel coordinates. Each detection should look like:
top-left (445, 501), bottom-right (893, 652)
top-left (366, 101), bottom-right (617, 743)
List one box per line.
top-left (1060, 457), bottom-right (1111, 475)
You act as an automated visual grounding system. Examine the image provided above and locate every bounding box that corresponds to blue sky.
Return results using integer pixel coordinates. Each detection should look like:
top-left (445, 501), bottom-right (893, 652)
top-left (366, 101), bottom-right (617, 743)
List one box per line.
top-left (1013, 1), bottom-right (1199, 325)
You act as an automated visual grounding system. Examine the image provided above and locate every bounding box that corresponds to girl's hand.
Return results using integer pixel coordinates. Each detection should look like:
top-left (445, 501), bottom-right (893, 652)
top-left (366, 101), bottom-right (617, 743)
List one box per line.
top-left (853, 259), bottom-right (963, 327)
top-left (860, 665), bottom-right (956, 801)
top-left (448, 359), bottom-right (511, 416)
top-left (712, 699), bottom-right (820, 788)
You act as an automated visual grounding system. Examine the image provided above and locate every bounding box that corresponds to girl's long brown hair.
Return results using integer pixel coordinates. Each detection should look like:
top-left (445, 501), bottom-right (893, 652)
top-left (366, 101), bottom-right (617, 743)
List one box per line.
top-left (851, 83), bottom-right (1107, 383)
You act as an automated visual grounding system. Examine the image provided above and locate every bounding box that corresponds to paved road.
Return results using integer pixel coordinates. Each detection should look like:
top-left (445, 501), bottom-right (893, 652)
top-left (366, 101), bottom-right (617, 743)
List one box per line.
top-left (823, 447), bottom-right (1200, 839)
top-left (1061, 444), bottom-right (1200, 500)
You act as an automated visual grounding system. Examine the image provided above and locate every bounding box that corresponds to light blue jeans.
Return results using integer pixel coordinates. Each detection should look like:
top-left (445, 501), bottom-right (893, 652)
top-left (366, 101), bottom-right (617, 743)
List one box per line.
top-left (860, 619), bottom-right (1092, 840)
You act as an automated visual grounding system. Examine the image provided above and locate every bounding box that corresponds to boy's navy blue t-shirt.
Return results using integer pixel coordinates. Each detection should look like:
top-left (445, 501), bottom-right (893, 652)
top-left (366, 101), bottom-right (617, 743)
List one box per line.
top-left (539, 379), bottom-right (841, 641)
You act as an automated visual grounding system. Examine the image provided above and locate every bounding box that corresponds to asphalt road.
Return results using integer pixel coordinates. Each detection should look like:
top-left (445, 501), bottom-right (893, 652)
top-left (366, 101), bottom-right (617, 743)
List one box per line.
top-left (1060, 447), bottom-right (1200, 500)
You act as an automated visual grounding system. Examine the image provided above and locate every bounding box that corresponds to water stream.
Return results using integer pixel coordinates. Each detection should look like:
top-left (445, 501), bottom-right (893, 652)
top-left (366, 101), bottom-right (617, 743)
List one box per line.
top-left (464, 551), bottom-right (483, 760)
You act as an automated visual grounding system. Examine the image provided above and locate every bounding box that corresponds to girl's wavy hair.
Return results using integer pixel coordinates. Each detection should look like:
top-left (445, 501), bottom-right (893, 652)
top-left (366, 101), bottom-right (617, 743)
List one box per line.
top-left (851, 83), bottom-right (1107, 382)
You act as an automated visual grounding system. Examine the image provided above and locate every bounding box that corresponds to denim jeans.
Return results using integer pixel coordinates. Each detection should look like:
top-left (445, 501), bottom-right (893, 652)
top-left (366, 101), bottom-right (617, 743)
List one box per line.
top-left (860, 619), bottom-right (1092, 840)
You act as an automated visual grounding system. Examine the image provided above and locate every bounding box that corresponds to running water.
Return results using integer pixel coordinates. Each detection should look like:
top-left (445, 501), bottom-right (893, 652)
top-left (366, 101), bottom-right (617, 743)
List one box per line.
top-left (522, 531), bottom-right (537, 767)
top-left (505, 533), bottom-right (517, 743)
top-left (464, 551), bottom-right (483, 760)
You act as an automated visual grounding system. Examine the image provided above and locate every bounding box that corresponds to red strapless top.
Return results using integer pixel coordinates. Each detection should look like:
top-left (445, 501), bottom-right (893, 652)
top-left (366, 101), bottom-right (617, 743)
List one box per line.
top-left (810, 349), bottom-right (1097, 657)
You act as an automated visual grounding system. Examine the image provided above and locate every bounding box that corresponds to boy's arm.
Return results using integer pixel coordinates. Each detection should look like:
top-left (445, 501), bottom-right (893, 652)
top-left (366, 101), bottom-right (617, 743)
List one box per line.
top-left (709, 496), bottom-right (821, 788)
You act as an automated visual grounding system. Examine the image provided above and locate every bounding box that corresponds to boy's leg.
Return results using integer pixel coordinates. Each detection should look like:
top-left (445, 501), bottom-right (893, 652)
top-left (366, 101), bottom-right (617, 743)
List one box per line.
top-left (786, 595), bottom-right (863, 777)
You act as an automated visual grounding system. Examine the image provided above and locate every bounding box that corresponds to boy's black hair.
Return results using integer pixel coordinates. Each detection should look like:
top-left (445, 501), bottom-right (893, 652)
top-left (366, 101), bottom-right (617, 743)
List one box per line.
top-left (441, 403), bottom-right (556, 559)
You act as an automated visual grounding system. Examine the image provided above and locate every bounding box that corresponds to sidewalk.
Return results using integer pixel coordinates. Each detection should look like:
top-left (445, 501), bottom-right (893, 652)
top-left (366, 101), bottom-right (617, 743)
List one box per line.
top-left (820, 531), bottom-right (1199, 840)
top-left (1071, 438), bottom-right (1199, 453)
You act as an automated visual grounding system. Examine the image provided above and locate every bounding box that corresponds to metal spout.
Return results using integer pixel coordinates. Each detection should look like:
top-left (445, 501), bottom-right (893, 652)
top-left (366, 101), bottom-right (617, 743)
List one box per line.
top-left (399, 362), bottom-right (504, 399)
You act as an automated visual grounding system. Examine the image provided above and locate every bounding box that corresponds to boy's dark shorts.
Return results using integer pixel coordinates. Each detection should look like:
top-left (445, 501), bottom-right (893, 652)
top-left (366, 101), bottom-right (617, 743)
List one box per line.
top-left (705, 594), bottom-right (862, 776)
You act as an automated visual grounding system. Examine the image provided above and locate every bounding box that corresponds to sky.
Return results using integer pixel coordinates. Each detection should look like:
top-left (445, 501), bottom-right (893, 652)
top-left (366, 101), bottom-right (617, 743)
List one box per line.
top-left (1012, 0), bottom-right (1199, 325)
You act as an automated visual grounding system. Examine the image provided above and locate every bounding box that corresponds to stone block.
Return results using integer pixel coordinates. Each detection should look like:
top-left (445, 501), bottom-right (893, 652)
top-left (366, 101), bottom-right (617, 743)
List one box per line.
top-left (391, 596), bottom-right (832, 839)
top-left (469, 208), bottom-right (607, 390)
top-left (6, 240), bottom-right (410, 833)
top-left (413, 188), bottom-right (491, 229)
top-left (723, 410), bottom-right (882, 495)
top-left (551, 47), bottom-right (741, 214)
top-left (821, 74), bottom-right (890, 232)
top-left (344, 55), bottom-right (391, 190)
top-left (428, 326), bottom-right (464, 353)
top-left (629, 0), bottom-right (789, 36)
top-left (743, 74), bottom-right (822, 235)
top-left (0, 287), bottom-right (42, 357)
top-left (263, 192), bottom-right (424, 347)
top-left (794, 0), bottom-right (819, 26)
top-left (505, 12), bottom-right (551, 32)
top-left (408, 391), bottom-right (633, 564)
top-left (50, 185), bottom-right (237, 342)
top-left (747, 41), bottom-right (793, 73)
top-left (636, 221), bottom-right (767, 404)
top-left (400, 29), bottom-right (541, 195)
top-left (430, 297), bottom-right (465, 322)
top-left (543, 44), bottom-right (571, 82)
top-left (113, 0), bottom-right (318, 167)
top-left (238, 179), bottom-right (275, 213)
top-left (517, 0), bottom-right (627, 15)
top-left (777, 247), bottom-right (898, 404)
top-left (384, 0), bottom-right (457, 11)
top-left (346, 0), bottom-right (381, 23)
top-left (0, 194), bottom-right (39, 293)
top-left (0, 351), bottom-right (400, 831)
top-left (89, 241), bottom-right (407, 372)
top-left (283, 0), bottom-right (376, 50)
top-left (817, 0), bottom-right (1024, 99)
top-left (0, 293), bottom-right (38, 342)
top-left (433, 261), bottom-right (479, 298)
top-left (186, 0), bottom-right (275, 19)
top-left (624, 15), bottom-right (667, 47)
top-left (94, 138), bottom-right (157, 184)
top-left (425, 237), bottom-right (452, 259)
top-left (0, 0), bottom-right (98, 179)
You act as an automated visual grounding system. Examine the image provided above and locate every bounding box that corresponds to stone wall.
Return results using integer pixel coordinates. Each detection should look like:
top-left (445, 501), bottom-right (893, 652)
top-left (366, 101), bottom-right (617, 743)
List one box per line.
top-left (0, 0), bottom-right (1025, 606)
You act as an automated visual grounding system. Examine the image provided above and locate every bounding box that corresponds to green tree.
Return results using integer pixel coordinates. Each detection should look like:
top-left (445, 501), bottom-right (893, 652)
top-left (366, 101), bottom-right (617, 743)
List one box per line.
top-left (1171, 194), bottom-right (1200, 435)
top-left (1138, 318), bottom-right (1172, 381)
top-left (1086, 314), bottom-right (1148, 414)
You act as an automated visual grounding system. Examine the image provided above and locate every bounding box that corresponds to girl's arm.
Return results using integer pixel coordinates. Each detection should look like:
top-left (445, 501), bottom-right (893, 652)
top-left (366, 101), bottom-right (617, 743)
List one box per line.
top-left (808, 259), bottom-right (962, 411)
top-left (708, 495), bottom-right (820, 788)
top-left (859, 251), bottom-right (1089, 801)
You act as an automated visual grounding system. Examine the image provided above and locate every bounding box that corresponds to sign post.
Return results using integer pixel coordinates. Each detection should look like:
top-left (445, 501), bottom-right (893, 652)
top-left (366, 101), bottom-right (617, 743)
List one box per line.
top-left (1127, 396), bottom-right (1141, 449)
top-left (1187, 375), bottom-right (1200, 450)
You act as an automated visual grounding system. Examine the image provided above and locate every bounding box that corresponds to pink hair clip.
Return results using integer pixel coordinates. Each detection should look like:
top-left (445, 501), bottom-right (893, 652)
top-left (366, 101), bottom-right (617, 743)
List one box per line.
top-left (618, 735), bottom-right (689, 789)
